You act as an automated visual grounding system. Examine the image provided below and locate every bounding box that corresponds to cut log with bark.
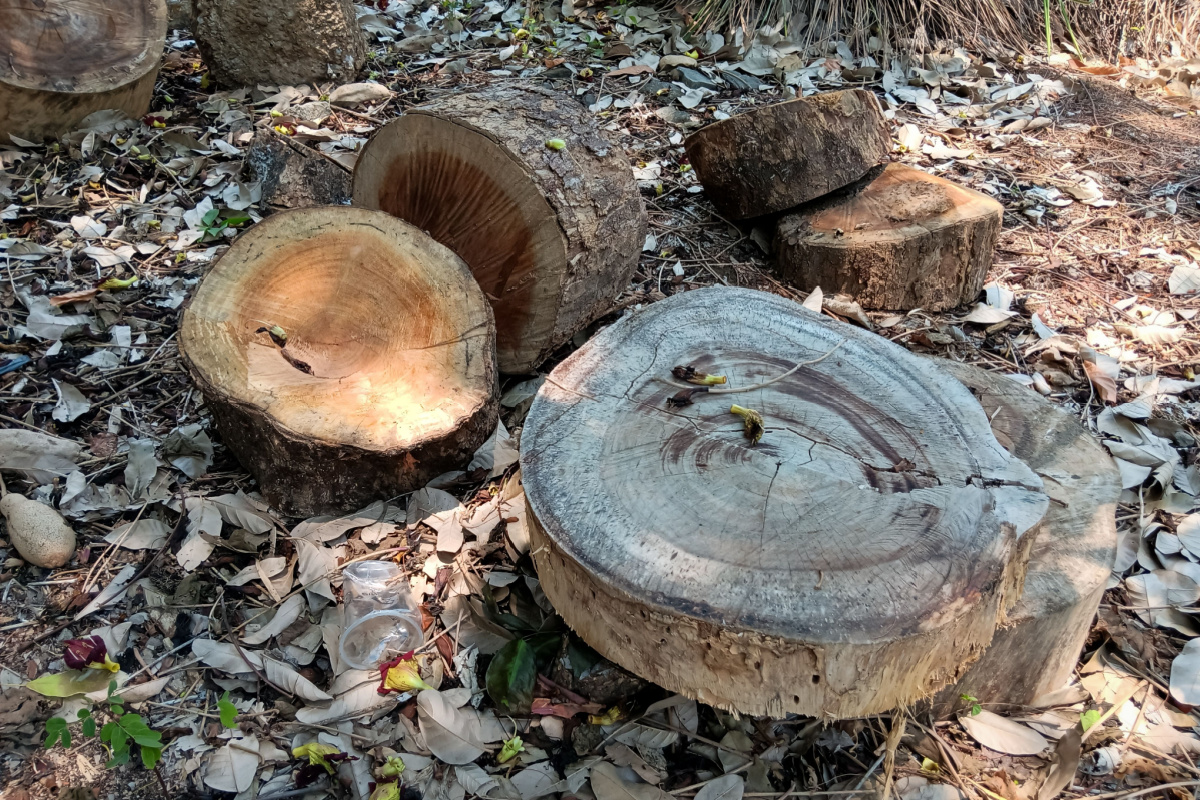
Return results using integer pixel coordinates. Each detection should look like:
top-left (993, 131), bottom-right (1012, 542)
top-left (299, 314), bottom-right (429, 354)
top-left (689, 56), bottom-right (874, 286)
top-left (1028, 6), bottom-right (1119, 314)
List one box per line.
top-left (0, 0), bottom-right (168, 142)
top-left (683, 89), bottom-right (891, 220)
top-left (179, 207), bottom-right (498, 516)
top-left (932, 360), bottom-right (1119, 714)
top-left (193, 0), bottom-right (364, 88)
top-left (353, 85), bottom-right (647, 375)
top-left (244, 132), bottom-right (351, 213)
top-left (520, 286), bottom-right (1049, 718)
top-left (774, 163), bottom-right (1003, 311)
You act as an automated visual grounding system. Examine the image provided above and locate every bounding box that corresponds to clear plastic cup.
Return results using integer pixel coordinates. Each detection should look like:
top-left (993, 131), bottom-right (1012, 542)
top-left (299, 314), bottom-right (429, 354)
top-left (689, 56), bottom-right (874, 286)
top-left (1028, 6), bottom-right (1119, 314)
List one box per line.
top-left (338, 561), bottom-right (423, 671)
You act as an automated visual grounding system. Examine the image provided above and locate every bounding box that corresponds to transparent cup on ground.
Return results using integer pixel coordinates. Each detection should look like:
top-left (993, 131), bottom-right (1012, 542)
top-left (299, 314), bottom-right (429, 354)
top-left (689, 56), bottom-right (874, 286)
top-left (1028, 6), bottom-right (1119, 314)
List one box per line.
top-left (338, 561), bottom-right (423, 671)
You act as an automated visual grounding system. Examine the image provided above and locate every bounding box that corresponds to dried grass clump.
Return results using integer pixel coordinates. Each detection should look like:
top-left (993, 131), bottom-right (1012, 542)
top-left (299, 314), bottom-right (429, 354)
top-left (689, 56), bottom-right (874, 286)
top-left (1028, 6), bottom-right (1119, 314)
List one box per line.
top-left (683, 0), bottom-right (1198, 59)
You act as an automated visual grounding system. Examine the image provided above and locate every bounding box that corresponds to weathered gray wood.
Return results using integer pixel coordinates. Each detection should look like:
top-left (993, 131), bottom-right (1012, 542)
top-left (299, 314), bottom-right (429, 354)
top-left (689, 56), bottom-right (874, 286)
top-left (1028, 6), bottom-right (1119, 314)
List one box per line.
top-left (353, 85), bottom-right (647, 374)
top-left (933, 360), bottom-right (1119, 714)
top-left (193, 0), bottom-right (364, 87)
top-left (521, 286), bottom-right (1048, 718)
top-left (684, 90), bottom-right (891, 220)
top-left (774, 164), bottom-right (1003, 311)
top-left (0, 0), bottom-right (167, 142)
top-left (180, 207), bottom-right (498, 516)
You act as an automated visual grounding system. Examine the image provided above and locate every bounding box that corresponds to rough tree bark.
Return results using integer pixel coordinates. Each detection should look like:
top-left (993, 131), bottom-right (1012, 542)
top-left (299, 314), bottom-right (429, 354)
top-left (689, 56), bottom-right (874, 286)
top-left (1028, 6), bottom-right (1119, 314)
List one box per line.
top-left (520, 286), bottom-right (1049, 718)
top-left (179, 207), bottom-right (498, 516)
top-left (774, 164), bottom-right (1003, 311)
top-left (684, 89), bottom-right (891, 220)
top-left (932, 360), bottom-right (1119, 714)
top-left (353, 85), bottom-right (647, 374)
top-left (193, 0), bottom-right (364, 87)
top-left (244, 132), bottom-right (351, 213)
top-left (0, 0), bottom-right (168, 142)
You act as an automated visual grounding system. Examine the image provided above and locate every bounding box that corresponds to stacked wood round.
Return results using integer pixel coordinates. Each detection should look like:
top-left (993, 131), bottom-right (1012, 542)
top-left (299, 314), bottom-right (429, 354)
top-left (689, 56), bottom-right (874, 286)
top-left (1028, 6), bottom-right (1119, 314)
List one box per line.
top-left (519, 287), bottom-right (1049, 717)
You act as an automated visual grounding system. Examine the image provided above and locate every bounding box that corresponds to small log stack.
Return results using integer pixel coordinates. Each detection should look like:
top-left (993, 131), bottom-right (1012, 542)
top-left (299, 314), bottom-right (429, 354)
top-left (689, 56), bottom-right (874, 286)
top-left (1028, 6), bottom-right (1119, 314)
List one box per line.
top-left (354, 85), bottom-right (647, 374)
top-left (179, 207), bottom-right (498, 516)
top-left (686, 91), bottom-right (1002, 312)
top-left (520, 286), bottom-right (1049, 718)
top-left (933, 360), bottom-right (1119, 713)
top-left (775, 164), bottom-right (1003, 311)
top-left (0, 0), bottom-right (168, 142)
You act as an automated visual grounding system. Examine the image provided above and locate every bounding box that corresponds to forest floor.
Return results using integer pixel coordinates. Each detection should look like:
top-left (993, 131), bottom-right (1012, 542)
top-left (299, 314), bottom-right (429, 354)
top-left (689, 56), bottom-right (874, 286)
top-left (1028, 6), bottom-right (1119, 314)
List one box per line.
top-left (1, 3), bottom-right (1200, 800)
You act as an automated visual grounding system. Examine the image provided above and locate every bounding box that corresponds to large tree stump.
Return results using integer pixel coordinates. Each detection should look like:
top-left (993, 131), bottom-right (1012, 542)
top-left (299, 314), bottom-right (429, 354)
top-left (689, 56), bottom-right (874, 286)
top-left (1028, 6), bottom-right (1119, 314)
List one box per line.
top-left (520, 287), bottom-right (1049, 718)
top-left (179, 207), bottom-right (498, 516)
top-left (193, 0), bottom-right (364, 87)
top-left (0, 0), bottom-right (168, 142)
top-left (353, 85), bottom-right (647, 375)
top-left (684, 90), bottom-right (890, 220)
top-left (774, 164), bottom-right (1003, 311)
top-left (932, 361), bottom-right (1119, 714)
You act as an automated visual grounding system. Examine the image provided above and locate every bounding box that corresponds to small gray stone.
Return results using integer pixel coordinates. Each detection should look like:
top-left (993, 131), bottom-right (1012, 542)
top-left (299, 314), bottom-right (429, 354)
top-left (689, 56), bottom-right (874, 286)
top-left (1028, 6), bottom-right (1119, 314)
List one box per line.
top-left (290, 101), bottom-right (332, 124)
top-left (672, 66), bottom-right (720, 91)
top-left (720, 70), bottom-right (760, 92)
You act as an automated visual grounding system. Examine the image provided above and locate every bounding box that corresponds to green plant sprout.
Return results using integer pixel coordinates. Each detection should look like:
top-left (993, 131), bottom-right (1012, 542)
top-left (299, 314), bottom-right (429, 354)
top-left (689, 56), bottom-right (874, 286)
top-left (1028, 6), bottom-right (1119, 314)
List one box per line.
top-left (44, 680), bottom-right (164, 770)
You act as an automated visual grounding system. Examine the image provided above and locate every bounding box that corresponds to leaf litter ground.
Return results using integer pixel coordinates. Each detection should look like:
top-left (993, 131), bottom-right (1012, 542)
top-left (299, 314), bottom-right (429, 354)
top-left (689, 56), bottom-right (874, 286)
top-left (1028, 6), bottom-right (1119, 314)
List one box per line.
top-left (1, 3), bottom-right (1199, 800)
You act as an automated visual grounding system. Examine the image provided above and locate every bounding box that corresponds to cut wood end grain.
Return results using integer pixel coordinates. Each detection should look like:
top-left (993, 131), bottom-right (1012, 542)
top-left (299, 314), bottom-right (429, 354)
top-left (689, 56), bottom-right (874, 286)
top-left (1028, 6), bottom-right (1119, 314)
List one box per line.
top-left (774, 163), bottom-right (1004, 311)
top-left (521, 286), bottom-right (1049, 717)
top-left (353, 85), bottom-right (646, 374)
top-left (179, 206), bottom-right (499, 516)
top-left (0, 0), bottom-right (168, 141)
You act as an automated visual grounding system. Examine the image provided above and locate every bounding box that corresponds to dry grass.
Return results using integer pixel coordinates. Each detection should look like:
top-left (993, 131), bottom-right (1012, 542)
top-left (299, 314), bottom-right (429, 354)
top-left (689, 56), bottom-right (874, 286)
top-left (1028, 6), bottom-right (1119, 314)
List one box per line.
top-left (684, 0), bottom-right (1199, 60)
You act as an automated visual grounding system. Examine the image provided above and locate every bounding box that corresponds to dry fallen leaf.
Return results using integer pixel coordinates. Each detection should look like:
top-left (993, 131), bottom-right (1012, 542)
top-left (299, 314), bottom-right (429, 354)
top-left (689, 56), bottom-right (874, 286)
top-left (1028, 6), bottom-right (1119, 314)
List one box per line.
top-left (959, 709), bottom-right (1049, 755)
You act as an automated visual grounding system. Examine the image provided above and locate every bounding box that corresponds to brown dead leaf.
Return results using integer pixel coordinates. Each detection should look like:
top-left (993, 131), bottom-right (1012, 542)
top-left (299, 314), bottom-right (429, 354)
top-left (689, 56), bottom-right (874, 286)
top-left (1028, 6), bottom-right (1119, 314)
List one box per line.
top-left (1036, 727), bottom-right (1080, 800)
top-left (49, 288), bottom-right (101, 306)
top-left (1068, 58), bottom-right (1120, 76)
top-left (607, 64), bottom-right (654, 77)
top-left (1081, 361), bottom-right (1117, 404)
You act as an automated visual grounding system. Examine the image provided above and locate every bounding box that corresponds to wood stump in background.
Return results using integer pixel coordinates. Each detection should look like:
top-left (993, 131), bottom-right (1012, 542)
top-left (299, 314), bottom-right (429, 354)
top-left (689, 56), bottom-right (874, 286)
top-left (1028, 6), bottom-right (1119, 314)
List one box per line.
top-left (353, 85), bottom-right (647, 374)
top-left (933, 360), bottom-right (1119, 714)
top-left (684, 90), bottom-right (891, 220)
top-left (0, 0), bottom-right (167, 142)
top-left (774, 164), bottom-right (1003, 311)
top-left (179, 207), bottom-right (498, 516)
top-left (520, 287), bottom-right (1049, 718)
top-left (193, 0), bottom-right (364, 87)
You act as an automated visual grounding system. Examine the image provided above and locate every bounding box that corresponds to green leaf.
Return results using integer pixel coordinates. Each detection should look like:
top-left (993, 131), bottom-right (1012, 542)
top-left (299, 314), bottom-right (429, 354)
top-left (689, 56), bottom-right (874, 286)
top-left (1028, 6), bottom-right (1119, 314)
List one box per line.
top-left (218, 691), bottom-right (238, 728)
top-left (82, 717), bottom-right (96, 737)
top-left (1080, 709), bottom-right (1101, 731)
top-left (77, 708), bottom-right (91, 719)
top-left (545, 138), bottom-right (566, 151)
top-left (201, 208), bottom-right (220, 227)
top-left (224, 215), bottom-right (251, 227)
top-left (118, 715), bottom-right (162, 748)
top-left (141, 745), bottom-right (162, 770)
top-left (27, 669), bottom-right (116, 698)
top-left (485, 638), bottom-right (536, 713)
top-left (44, 717), bottom-right (67, 748)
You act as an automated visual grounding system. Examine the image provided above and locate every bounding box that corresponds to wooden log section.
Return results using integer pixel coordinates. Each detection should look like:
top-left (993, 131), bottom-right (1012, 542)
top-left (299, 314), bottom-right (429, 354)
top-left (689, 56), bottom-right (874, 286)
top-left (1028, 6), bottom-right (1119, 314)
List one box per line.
top-left (0, 0), bottom-right (168, 142)
top-left (932, 361), bottom-right (1119, 714)
top-left (521, 287), bottom-right (1049, 718)
top-left (179, 207), bottom-right (498, 517)
top-left (774, 164), bottom-right (1003, 311)
top-left (194, 0), bottom-right (364, 87)
top-left (683, 89), bottom-right (891, 220)
top-left (353, 85), bottom-right (647, 375)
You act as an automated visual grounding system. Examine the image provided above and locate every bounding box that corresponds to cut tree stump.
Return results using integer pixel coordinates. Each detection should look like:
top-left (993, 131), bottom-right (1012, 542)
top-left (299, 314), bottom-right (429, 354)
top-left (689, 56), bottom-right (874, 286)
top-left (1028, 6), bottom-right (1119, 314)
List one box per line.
top-left (932, 360), bottom-right (1119, 714)
top-left (244, 132), bottom-right (351, 213)
top-left (0, 0), bottom-right (168, 142)
top-left (520, 286), bottom-right (1049, 718)
top-left (774, 163), bottom-right (1003, 311)
top-left (683, 89), bottom-right (890, 220)
top-left (353, 85), bottom-right (647, 374)
top-left (193, 0), bottom-right (364, 87)
top-left (179, 207), bottom-right (498, 516)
